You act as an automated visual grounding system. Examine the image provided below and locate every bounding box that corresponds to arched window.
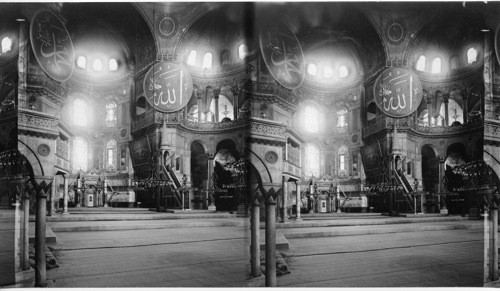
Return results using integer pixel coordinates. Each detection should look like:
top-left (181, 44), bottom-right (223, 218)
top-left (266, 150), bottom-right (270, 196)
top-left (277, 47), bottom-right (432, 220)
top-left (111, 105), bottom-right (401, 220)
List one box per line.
top-left (238, 44), bottom-right (248, 59)
top-left (450, 56), bottom-right (460, 70)
top-left (74, 99), bottom-right (87, 126)
top-left (307, 63), bottom-right (317, 76)
top-left (431, 57), bottom-right (441, 74)
top-left (304, 105), bottom-right (319, 133)
top-left (77, 56), bottom-right (87, 68)
top-left (416, 55), bottom-right (426, 71)
top-left (93, 59), bottom-right (102, 71)
top-left (339, 65), bottom-right (348, 78)
top-left (304, 144), bottom-right (320, 178)
top-left (203, 52), bottom-right (212, 69)
top-left (337, 108), bottom-right (347, 131)
top-left (338, 146), bottom-right (348, 176)
top-left (109, 58), bottom-right (118, 71)
top-left (73, 136), bottom-right (88, 172)
top-left (323, 66), bottom-right (333, 78)
top-left (1, 37), bottom-right (12, 54)
top-left (467, 47), bottom-right (477, 64)
top-left (106, 139), bottom-right (117, 169)
top-left (220, 50), bottom-right (231, 66)
top-left (106, 102), bottom-right (117, 127)
top-left (187, 50), bottom-right (197, 66)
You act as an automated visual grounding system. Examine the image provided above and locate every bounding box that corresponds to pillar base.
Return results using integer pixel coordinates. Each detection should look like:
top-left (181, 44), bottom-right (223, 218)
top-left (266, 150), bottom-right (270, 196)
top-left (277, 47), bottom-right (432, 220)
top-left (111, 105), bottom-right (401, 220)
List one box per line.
top-left (336, 209), bottom-right (342, 213)
top-left (294, 217), bottom-right (302, 221)
top-left (76, 203), bottom-right (81, 208)
top-left (104, 203), bottom-right (108, 208)
top-left (208, 204), bottom-right (216, 211)
top-left (440, 208), bottom-right (448, 215)
top-left (61, 211), bottom-right (69, 215)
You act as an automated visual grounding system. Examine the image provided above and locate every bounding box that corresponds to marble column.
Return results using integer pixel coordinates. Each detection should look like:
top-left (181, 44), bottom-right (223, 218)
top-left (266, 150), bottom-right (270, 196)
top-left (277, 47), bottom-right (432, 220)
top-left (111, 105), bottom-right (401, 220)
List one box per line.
top-left (232, 89), bottom-right (239, 120)
top-left (280, 176), bottom-right (287, 222)
top-left (196, 92), bottom-right (202, 123)
top-left (214, 90), bottom-right (220, 123)
top-left (425, 93), bottom-right (432, 126)
top-left (295, 182), bottom-right (301, 220)
top-left (443, 94), bottom-right (449, 126)
top-left (462, 89), bottom-right (469, 124)
top-left (207, 153), bottom-right (216, 210)
top-left (35, 184), bottom-right (48, 287)
top-left (265, 195), bottom-right (277, 287)
top-left (62, 174), bottom-right (69, 214)
top-left (437, 156), bottom-right (446, 212)
top-left (250, 199), bottom-right (261, 278)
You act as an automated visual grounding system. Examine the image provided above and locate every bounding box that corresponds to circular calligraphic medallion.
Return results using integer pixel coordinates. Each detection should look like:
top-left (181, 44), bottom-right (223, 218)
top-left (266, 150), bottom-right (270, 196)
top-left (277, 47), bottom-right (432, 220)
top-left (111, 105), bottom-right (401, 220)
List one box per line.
top-left (259, 22), bottom-right (305, 90)
top-left (158, 16), bottom-right (177, 38)
top-left (373, 67), bottom-right (422, 118)
top-left (386, 22), bottom-right (406, 45)
top-left (265, 151), bottom-right (278, 164)
top-left (143, 62), bottom-right (193, 113)
top-left (37, 144), bottom-right (50, 157)
top-left (30, 10), bottom-right (75, 83)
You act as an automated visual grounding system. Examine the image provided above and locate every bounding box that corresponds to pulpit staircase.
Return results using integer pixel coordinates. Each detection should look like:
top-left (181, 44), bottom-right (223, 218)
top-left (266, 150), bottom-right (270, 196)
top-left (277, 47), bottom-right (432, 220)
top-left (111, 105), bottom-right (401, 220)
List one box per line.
top-left (162, 156), bottom-right (183, 209)
top-left (393, 168), bottom-right (415, 213)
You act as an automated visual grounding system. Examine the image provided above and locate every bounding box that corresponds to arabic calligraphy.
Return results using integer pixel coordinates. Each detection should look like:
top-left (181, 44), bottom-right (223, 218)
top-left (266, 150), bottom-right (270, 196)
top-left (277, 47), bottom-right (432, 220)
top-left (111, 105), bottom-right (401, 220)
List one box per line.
top-left (259, 23), bottom-right (305, 90)
top-left (30, 10), bottom-right (74, 82)
top-left (374, 68), bottom-right (422, 118)
top-left (143, 62), bottom-right (193, 113)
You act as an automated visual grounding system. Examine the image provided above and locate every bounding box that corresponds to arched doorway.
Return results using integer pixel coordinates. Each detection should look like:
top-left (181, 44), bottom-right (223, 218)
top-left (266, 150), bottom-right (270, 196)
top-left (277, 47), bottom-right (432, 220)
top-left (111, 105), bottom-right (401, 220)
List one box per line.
top-left (190, 141), bottom-right (207, 209)
top-left (214, 139), bottom-right (240, 211)
top-left (422, 145), bottom-right (439, 212)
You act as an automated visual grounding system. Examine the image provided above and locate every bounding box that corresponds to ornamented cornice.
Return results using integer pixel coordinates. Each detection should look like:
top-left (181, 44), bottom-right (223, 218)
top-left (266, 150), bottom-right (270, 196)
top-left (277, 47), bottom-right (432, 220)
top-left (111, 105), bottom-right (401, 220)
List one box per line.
top-left (18, 109), bottom-right (59, 139)
top-left (363, 114), bottom-right (483, 139)
top-left (484, 120), bottom-right (500, 143)
top-left (26, 72), bottom-right (70, 104)
top-left (246, 137), bottom-right (286, 146)
top-left (243, 80), bottom-right (300, 111)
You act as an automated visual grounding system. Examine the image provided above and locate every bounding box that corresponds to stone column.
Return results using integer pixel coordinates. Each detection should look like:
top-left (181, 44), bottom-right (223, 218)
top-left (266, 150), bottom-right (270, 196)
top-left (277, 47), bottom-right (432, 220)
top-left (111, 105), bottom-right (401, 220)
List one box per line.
top-left (103, 180), bottom-right (108, 208)
top-left (214, 90), bottom-right (220, 123)
top-left (196, 92), bottom-right (202, 123)
top-left (295, 182), bottom-right (301, 221)
top-left (250, 198), bottom-right (261, 278)
top-left (48, 175), bottom-right (56, 216)
top-left (232, 89), bottom-right (239, 120)
top-left (437, 156), bottom-right (446, 212)
top-left (207, 153), bottom-right (216, 210)
top-left (443, 94), bottom-right (449, 126)
top-left (491, 203), bottom-right (499, 281)
top-left (76, 177), bottom-right (81, 207)
top-left (62, 175), bottom-right (69, 214)
top-left (35, 183), bottom-right (48, 287)
top-left (280, 176), bottom-right (287, 223)
top-left (22, 192), bottom-right (30, 270)
top-left (265, 195), bottom-right (277, 287)
top-left (425, 93), bottom-right (432, 126)
top-left (462, 89), bottom-right (469, 124)
top-left (13, 200), bottom-right (20, 272)
top-left (336, 184), bottom-right (342, 213)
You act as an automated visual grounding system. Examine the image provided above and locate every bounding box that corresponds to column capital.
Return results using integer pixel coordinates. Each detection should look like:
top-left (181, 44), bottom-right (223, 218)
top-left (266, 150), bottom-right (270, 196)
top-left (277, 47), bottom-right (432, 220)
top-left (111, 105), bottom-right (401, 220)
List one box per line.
top-left (206, 152), bottom-right (215, 159)
top-left (213, 89), bottom-right (220, 98)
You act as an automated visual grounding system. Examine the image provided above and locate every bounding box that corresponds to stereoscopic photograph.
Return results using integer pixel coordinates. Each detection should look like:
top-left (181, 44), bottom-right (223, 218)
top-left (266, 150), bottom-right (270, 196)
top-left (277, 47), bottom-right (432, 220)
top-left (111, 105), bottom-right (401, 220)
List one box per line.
top-left (1, 1), bottom-right (500, 288)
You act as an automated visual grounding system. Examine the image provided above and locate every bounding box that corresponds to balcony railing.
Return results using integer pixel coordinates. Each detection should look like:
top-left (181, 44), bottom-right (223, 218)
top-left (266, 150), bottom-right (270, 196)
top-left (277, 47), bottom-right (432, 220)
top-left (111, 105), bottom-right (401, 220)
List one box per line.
top-left (363, 115), bottom-right (482, 137)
